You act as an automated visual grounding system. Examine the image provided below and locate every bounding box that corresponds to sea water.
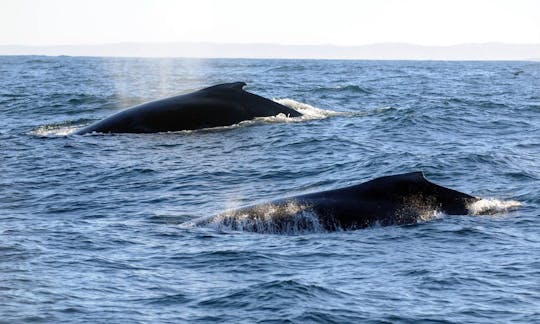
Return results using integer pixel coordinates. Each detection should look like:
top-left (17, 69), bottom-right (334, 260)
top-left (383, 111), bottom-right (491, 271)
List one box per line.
top-left (1, 56), bottom-right (538, 322)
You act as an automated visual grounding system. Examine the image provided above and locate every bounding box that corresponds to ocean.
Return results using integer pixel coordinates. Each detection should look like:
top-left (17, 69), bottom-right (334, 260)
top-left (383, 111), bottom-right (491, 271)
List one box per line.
top-left (1, 56), bottom-right (539, 323)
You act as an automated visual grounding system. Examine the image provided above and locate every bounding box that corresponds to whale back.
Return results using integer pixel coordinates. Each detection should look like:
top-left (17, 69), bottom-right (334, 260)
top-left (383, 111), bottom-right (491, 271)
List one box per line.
top-left (348, 172), bottom-right (476, 210)
top-left (75, 82), bottom-right (301, 134)
top-left (203, 172), bottom-right (480, 232)
top-left (294, 172), bottom-right (478, 229)
top-left (194, 82), bottom-right (302, 117)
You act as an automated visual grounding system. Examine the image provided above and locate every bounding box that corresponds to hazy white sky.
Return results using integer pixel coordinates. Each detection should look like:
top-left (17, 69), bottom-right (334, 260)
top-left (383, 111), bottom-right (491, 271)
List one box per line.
top-left (1, 0), bottom-right (539, 46)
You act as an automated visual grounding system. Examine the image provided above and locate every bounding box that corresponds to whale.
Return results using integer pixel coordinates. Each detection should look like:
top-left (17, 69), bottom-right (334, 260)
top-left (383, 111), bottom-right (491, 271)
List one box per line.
top-left (75, 82), bottom-right (302, 134)
top-left (196, 172), bottom-right (482, 233)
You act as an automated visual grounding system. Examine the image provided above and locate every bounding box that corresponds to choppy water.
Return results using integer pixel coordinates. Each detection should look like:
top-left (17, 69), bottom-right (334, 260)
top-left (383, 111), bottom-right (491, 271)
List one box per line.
top-left (1, 56), bottom-right (539, 323)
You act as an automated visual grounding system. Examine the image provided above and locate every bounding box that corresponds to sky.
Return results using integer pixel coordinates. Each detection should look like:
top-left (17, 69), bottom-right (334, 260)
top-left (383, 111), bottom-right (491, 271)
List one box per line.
top-left (1, 0), bottom-right (540, 47)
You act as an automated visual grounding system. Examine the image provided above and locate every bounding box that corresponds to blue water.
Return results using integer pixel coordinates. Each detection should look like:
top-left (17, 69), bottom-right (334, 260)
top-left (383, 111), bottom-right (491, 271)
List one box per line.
top-left (1, 56), bottom-right (539, 323)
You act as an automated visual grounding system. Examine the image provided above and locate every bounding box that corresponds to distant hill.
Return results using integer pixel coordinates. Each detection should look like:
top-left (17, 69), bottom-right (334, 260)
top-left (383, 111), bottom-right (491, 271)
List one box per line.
top-left (1, 42), bottom-right (540, 61)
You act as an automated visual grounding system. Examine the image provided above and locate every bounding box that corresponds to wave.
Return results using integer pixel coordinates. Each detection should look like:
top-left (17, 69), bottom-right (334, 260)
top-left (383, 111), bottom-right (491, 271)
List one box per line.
top-left (467, 198), bottom-right (521, 215)
top-left (197, 279), bottom-right (349, 309)
top-left (314, 85), bottom-right (372, 94)
top-left (266, 65), bottom-right (307, 72)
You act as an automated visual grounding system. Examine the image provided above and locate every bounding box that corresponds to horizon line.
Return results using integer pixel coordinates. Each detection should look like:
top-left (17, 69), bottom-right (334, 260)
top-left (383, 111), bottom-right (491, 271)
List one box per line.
top-left (1, 42), bottom-right (539, 61)
top-left (3, 40), bottom-right (540, 47)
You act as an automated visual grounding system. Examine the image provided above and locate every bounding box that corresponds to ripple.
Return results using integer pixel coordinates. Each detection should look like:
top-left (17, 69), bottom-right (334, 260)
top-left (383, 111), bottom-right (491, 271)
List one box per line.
top-left (314, 84), bottom-right (373, 94)
top-left (197, 279), bottom-right (350, 308)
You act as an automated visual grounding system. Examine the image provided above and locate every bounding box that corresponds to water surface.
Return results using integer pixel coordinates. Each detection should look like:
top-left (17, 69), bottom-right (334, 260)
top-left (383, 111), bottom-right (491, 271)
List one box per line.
top-left (1, 56), bottom-right (539, 323)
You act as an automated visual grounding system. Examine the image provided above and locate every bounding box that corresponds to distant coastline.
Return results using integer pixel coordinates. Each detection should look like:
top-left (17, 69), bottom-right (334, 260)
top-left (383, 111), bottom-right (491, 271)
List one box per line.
top-left (1, 42), bottom-right (539, 61)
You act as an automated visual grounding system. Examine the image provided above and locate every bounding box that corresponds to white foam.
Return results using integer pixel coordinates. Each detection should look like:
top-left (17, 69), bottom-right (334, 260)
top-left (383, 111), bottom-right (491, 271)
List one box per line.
top-left (418, 210), bottom-right (445, 222)
top-left (273, 98), bottom-right (345, 120)
top-left (31, 124), bottom-right (79, 136)
top-left (236, 98), bottom-right (344, 126)
top-left (393, 196), bottom-right (446, 224)
top-left (467, 198), bottom-right (522, 215)
top-left (189, 201), bottom-right (325, 234)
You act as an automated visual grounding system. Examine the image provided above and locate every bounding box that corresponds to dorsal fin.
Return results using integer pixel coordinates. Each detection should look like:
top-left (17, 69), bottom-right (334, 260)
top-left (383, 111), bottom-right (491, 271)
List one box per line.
top-left (201, 82), bottom-right (247, 92)
top-left (396, 171), bottom-right (426, 182)
top-left (361, 171), bottom-right (427, 188)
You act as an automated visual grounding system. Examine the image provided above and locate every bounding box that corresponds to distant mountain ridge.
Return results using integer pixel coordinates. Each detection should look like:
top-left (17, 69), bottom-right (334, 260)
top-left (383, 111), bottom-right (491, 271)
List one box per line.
top-left (1, 42), bottom-right (539, 60)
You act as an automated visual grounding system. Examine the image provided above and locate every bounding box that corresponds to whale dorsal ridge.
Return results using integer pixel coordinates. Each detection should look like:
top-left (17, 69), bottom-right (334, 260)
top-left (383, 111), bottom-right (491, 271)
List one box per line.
top-left (202, 82), bottom-right (247, 92)
top-left (364, 171), bottom-right (427, 188)
top-left (398, 171), bottom-right (426, 182)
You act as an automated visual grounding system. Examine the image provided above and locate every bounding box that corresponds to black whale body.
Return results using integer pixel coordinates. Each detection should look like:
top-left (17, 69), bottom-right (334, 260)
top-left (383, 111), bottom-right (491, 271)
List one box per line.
top-left (201, 172), bottom-right (480, 232)
top-left (75, 82), bottom-right (302, 134)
